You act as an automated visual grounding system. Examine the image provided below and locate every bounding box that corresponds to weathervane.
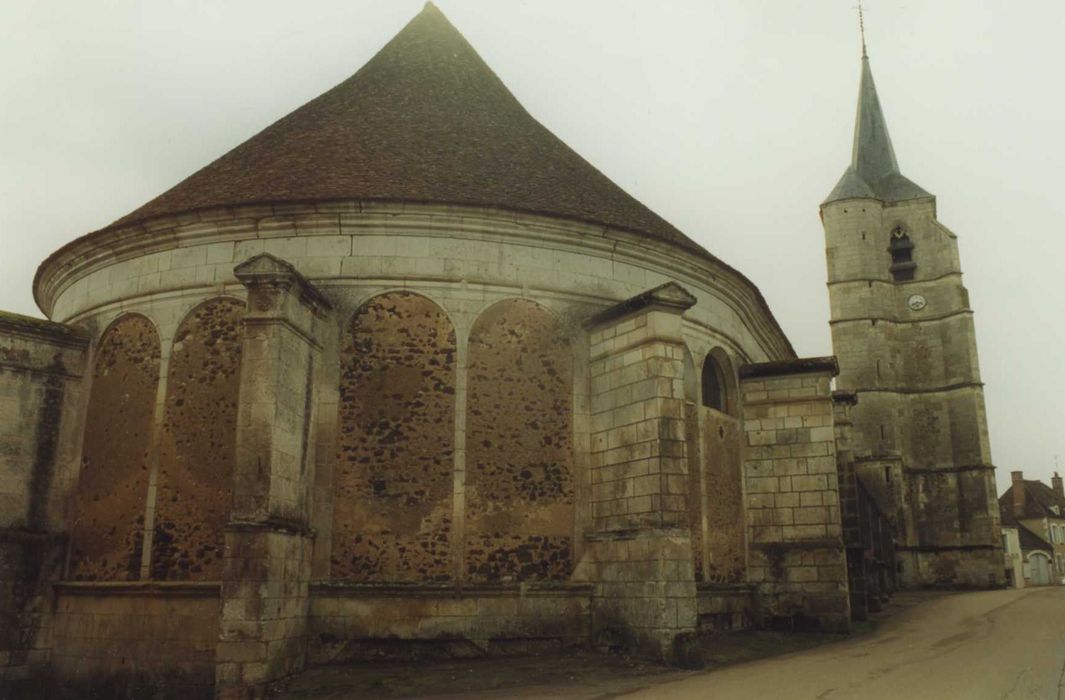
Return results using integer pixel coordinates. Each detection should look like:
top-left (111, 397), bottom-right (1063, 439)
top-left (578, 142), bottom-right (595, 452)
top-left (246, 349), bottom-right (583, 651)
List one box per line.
top-left (857, 0), bottom-right (868, 58)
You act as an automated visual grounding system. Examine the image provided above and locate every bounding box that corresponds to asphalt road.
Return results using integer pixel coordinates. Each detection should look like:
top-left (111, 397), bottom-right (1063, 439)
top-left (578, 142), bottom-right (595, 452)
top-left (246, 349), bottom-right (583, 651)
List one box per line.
top-left (631, 587), bottom-right (1065, 700)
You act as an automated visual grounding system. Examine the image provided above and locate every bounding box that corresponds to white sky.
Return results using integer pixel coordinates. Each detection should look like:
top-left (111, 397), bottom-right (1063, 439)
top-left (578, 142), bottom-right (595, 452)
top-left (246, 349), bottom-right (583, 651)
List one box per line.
top-left (2, 1), bottom-right (1063, 495)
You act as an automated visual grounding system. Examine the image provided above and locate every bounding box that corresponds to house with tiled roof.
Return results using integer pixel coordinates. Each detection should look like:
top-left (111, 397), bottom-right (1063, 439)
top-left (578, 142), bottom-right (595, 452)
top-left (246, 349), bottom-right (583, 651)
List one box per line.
top-left (999, 471), bottom-right (1065, 586)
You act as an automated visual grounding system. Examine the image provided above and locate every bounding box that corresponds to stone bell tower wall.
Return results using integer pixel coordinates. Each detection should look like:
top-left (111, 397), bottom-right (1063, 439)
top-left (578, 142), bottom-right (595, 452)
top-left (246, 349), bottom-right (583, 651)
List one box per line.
top-left (822, 197), bottom-right (1002, 588)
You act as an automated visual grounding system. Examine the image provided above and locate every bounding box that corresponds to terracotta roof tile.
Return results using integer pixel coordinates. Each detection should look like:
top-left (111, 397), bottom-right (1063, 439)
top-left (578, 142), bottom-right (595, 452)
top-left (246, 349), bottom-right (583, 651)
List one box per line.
top-left (999, 480), bottom-right (1065, 524)
top-left (107, 3), bottom-right (702, 257)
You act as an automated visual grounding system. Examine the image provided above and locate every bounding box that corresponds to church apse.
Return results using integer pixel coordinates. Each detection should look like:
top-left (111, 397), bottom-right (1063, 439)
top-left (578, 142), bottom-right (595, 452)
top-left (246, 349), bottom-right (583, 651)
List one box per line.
top-left (465, 299), bottom-right (574, 582)
top-left (69, 314), bottom-right (160, 581)
top-left (152, 297), bottom-right (244, 581)
top-left (331, 291), bottom-right (456, 582)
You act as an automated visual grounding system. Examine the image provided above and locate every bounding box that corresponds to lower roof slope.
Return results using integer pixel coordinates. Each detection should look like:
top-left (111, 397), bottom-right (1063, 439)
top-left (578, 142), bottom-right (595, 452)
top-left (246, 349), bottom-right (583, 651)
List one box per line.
top-left (105, 3), bottom-right (699, 256)
top-left (1000, 480), bottom-right (1065, 524)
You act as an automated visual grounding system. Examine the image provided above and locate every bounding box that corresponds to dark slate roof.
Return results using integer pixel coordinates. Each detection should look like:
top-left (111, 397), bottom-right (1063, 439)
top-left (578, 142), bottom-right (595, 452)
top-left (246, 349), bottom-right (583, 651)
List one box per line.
top-left (102, 3), bottom-right (702, 258)
top-left (998, 479), bottom-right (1065, 525)
top-left (1016, 524), bottom-right (1053, 554)
top-left (823, 56), bottom-right (931, 205)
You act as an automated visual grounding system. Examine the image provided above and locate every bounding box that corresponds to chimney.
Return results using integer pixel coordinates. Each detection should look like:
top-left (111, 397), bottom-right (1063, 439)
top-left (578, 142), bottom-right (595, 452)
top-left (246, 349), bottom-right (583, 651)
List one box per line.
top-left (1053, 472), bottom-right (1064, 503)
top-left (1012, 470), bottom-right (1026, 518)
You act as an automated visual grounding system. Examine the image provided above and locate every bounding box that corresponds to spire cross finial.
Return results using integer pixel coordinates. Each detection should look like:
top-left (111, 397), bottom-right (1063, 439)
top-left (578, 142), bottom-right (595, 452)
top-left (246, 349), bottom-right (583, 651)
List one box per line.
top-left (857, 1), bottom-right (868, 58)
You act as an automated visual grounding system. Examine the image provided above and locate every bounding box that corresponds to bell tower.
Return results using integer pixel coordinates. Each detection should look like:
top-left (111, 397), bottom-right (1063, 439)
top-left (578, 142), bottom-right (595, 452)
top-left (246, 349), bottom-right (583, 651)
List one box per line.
top-left (820, 45), bottom-right (1003, 587)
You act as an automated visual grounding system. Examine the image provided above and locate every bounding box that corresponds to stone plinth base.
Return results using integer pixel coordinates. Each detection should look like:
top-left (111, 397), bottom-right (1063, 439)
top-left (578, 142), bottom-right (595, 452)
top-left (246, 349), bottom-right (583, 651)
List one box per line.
top-left (575, 528), bottom-right (697, 662)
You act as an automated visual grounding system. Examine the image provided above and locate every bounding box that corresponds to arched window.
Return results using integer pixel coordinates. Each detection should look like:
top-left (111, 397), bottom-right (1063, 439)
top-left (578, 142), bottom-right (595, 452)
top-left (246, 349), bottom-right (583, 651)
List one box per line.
top-left (889, 226), bottom-right (915, 282)
top-left (701, 353), bottom-right (727, 412)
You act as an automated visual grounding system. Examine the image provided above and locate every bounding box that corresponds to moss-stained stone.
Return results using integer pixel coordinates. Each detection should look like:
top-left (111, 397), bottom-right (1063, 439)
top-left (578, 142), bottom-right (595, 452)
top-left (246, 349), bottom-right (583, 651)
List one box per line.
top-left (332, 292), bottom-right (456, 582)
top-left (465, 299), bottom-right (574, 582)
top-left (69, 315), bottom-right (160, 581)
top-left (701, 410), bottom-right (745, 582)
top-left (153, 298), bottom-right (244, 581)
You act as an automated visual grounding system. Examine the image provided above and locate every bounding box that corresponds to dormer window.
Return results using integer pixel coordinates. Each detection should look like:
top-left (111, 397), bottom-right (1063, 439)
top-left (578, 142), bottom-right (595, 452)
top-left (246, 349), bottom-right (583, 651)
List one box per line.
top-left (889, 227), bottom-right (916, 282)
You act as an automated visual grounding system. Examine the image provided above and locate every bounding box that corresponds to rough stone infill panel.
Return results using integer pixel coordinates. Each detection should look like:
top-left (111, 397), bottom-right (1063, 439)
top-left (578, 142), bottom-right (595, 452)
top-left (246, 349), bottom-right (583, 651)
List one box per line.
top-left (466, 299), bottom-right (574, 582)
top-left (331, 292), bottom-right (456, 582)
top-left (154, 298), bottom-right (244, 581)
top-left (700, 410), bottom-right (745, 583)
top-left (69, 315), bottom-right (160, 581)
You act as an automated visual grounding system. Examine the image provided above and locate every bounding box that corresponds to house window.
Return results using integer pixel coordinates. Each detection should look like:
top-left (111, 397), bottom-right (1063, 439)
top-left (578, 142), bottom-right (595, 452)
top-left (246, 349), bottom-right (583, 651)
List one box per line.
top-left (889, 227), bottom-right (916, 282)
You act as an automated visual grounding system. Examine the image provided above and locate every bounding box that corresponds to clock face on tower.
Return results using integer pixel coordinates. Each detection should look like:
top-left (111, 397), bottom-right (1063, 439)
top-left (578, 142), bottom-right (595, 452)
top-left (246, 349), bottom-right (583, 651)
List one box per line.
top-left (907, 294), bottom-right (927, 311)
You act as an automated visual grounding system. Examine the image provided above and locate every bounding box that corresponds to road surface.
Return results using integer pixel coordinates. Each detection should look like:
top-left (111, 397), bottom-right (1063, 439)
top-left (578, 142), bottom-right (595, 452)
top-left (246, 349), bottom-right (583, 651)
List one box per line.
top-left (632, 586), bottom-right (1065, 700)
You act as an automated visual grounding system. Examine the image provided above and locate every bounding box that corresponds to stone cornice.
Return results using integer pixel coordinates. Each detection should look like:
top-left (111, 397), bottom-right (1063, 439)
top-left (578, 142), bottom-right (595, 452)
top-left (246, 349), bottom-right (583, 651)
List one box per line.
top-left (53, 581), bottom-right (220, 597)
top-left (233, 252), bottom-right (333, 316)
top-left (0, 311), bottom-right (89, 349)
top-left (33, 201), bottom-right (794, 361)
top-left (582, 281), bottom-right (697, 330)
top-left (739, 356), bottom-right (839, 380)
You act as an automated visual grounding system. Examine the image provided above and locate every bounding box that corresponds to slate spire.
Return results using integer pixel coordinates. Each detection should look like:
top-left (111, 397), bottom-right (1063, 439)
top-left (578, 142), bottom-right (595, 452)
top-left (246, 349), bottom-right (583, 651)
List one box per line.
top-left (824, 53), bottom-right (931, 204)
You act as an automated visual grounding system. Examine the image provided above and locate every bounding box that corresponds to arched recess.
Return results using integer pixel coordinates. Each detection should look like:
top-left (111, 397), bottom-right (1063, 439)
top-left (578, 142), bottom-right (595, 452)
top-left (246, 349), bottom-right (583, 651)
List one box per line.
top-left (69, 314), bottom-right (160, 580)
top-left (681, 345), bottom-right (704, 581)
top-left (331, 291), bottom-right (457, 582)
top-left (701, 350), bottom-right (730, 415)
top-left (153, 297), bottom-right (244, 580)
top-left (465, 298), bottom-right (574, 582)
top-left (698, 347), bottom-right (745, 582)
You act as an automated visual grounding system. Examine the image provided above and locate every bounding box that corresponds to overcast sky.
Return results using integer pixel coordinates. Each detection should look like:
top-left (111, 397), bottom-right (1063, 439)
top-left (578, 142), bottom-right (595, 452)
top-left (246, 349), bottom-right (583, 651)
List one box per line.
top-left (2, 1), bottom-right (1062, 494)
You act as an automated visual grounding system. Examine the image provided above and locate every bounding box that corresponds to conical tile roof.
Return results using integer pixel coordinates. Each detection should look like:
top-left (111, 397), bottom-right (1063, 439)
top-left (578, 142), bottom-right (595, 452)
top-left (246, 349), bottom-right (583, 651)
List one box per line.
top-left (824, 56), bottom-right (930, 205)
top-left (105, 3), bottom-right (702, 255)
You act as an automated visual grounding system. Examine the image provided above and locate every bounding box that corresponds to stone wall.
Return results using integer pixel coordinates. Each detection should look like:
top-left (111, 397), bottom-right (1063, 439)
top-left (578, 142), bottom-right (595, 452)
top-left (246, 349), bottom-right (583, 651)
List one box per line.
top-left (699, 408), bottom-right (745, 582)
top-left (696, 583), bottom-right (753, 633)
top-left (48, 585), bottom-right (219, 699)
top-left (308, 583), bottom-right (592, 662)
top-left (740, 358), bottom-right (850, 632)
top-left (0, 313), bottom-right (87, 690)
top-left (575, 283), bottom-right (699, 661)
top-left (0, 313), bottom-right (87, 532)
